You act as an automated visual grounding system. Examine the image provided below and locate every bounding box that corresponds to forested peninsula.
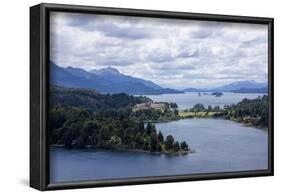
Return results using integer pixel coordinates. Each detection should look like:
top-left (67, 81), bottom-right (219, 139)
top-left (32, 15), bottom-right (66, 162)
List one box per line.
top-left (180, 95), bottom-right (268, 128)
top-left (49, 86), bottom-right (190, 154)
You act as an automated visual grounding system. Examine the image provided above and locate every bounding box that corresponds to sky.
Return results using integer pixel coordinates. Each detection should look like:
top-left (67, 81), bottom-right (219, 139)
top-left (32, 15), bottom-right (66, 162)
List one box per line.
top-left (50, 11), bottom-right (268, 89)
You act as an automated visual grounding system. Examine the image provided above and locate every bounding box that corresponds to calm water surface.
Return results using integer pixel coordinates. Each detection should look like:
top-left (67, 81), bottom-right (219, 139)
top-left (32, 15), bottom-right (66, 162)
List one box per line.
top-left (50, 118), bottom-right (268, 183)
top-left (145, 92), bottom-right (265, 109)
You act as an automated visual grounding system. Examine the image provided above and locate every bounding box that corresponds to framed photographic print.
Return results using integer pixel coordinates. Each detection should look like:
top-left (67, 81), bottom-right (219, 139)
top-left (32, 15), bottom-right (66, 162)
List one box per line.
top-left (30, 3), bottom-right (274, 191)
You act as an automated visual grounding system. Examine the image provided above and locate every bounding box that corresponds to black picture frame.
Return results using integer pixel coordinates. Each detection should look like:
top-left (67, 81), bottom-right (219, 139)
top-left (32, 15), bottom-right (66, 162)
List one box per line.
top-left (30, 3), bottom-right (274, 191)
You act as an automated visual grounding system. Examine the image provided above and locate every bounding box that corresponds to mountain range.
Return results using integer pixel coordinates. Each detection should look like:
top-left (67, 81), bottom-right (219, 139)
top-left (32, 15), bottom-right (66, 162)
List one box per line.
top-left (184, 80), bottom-right (268, 93)
top-left (50, 61), bottom-right (268, 95)
top-left (50, 61), bottom-right (183, 95)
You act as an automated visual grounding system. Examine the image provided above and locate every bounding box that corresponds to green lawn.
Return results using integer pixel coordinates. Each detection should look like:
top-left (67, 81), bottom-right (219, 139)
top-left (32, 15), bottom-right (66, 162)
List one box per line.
top-left (179, 111), bottom-right (217, 118)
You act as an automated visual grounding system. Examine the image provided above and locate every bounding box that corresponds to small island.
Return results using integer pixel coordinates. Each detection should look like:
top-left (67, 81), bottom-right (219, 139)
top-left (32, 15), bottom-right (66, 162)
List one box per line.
top-left (211, 92), bottom-right (223, 97)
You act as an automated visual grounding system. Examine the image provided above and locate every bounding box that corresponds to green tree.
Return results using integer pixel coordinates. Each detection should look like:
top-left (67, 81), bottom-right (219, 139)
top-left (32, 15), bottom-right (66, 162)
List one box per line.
top-left (174, 141), bottom-right (180, 152)
top-left (165, 135), bottom-right (174, 150)
top-left (170, 103), bottom-right (178, 109)
top-left (138, 121), bottom-right (145, 133)
top-left (146, 122), bottom-right (153, 135)
top-left (150, 132), bottom-right (158, 151)
top-left (180, 141), bottom-right (188, 151)
top-left (158, 131), bottom-right (164, 143)
top-left (192, 104), bottom-right (205, 112)
top-left (213, 106), bottom-right (220, 112)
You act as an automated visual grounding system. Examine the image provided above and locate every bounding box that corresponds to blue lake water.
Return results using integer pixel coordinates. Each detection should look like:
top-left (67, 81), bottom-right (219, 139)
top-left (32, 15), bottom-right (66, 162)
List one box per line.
top-left (50, 118), bottom-right (268, 183)
top-left (145, 92), bottom-right (265, 109)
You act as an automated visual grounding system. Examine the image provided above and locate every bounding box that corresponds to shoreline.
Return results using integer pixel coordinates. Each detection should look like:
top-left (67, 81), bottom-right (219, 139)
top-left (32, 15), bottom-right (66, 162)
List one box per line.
top-left (147, 111), bottom-right (268, 130)
top-left (50, 144), bottom-right (194, 155)
top-left (227, 117), bottom-right (268, 130)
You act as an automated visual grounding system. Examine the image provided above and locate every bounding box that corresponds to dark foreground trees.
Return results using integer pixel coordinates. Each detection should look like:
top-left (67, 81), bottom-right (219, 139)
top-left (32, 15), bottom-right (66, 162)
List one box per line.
top-left (50, 107), bottom-right (189, 153)
top-left (49, 86), bottom-right (190, 154)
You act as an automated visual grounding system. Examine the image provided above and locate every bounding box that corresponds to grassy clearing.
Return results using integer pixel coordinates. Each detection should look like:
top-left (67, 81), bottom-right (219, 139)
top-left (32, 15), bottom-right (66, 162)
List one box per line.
top-left (179, 111), bottom-right (218, 118)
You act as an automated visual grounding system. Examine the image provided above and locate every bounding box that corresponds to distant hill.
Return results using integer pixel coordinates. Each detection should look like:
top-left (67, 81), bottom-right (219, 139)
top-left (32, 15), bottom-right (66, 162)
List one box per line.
top-left (231, 87), bottom-right (268, 93)
top-left (50, 61), bottom-right (183, 95)
top-left (183, 88), bottom-right (202, 92)
top-left (183, 80), bottom-right (268, 93)
top-left (212, 80), bottom-right (267, 92)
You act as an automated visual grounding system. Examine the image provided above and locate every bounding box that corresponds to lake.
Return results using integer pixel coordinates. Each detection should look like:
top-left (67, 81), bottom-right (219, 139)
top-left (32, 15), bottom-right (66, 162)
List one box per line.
top-left (49, 118), bottom-right (268, 183)
top-left (145, 92), bottom-right (265, 109)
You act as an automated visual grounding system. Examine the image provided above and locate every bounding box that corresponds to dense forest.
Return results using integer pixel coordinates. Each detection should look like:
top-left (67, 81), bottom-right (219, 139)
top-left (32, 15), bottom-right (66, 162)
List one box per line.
top-left (182, 95), bottom-right (268, 128)
top-left (49, 86), bottom-right (190, 154)
top-left (50, 86), bottom-right (151, 112)
top-left (221, 95), bottom-right (269, 128)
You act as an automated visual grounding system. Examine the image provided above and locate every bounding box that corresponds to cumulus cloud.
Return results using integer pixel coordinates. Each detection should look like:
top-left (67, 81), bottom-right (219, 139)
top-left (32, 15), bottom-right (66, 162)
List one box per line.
top-left (50, 11), bottom-right (268, 89)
